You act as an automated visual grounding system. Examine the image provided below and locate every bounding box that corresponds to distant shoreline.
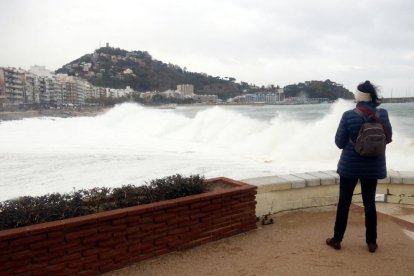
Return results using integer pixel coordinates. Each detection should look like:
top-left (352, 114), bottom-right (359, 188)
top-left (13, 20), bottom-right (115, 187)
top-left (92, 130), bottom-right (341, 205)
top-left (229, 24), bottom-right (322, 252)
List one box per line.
top-left (0, 107), bottom-right (110, 121)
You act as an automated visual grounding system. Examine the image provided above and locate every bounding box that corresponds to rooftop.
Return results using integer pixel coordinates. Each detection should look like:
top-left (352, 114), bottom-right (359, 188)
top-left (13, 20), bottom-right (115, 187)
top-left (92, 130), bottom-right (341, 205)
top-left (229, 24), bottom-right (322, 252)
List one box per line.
top-left (105, 203), bottom-right (414, 276)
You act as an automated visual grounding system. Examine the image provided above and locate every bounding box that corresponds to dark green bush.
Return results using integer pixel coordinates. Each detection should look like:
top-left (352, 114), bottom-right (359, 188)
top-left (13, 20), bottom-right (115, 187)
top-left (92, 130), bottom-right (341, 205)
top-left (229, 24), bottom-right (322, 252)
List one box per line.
top-left (0, 174), bottom-right (205, 230)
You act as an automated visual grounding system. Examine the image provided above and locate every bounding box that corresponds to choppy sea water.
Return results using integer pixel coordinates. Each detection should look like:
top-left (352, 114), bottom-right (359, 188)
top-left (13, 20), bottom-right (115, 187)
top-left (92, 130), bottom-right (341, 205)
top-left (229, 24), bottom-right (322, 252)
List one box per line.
top-left (1, 101), bottom-right (413, 201)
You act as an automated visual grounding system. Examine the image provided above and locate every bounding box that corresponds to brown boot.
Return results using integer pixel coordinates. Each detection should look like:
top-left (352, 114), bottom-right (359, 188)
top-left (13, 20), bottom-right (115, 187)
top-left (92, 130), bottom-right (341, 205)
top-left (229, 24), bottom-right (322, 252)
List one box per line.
top-left (326, 238), bottom-right (341, 250)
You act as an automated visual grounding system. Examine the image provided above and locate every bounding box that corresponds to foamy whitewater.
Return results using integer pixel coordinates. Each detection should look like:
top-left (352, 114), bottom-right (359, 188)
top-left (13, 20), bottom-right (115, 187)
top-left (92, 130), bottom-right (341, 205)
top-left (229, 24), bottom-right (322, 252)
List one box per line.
top-left (1, 101), bottom-right (414, 201)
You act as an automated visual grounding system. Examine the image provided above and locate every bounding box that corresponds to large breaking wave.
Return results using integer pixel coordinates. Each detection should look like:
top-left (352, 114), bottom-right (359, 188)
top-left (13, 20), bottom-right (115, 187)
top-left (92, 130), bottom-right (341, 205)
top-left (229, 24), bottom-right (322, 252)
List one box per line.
top-left (0, 101), bottom-right (412, 200)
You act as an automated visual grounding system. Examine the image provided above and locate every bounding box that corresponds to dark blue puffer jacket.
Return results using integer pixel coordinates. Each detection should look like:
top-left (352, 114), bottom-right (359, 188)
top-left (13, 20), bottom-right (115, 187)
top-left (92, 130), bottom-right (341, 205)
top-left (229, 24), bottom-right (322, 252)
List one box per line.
top-left (335, 101), bottom-right (393, 179)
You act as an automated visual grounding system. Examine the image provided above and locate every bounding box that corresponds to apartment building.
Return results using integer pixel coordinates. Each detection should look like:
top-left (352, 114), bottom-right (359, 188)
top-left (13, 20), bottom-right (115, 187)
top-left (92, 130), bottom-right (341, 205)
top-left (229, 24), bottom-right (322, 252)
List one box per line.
top-left (177, 84), bottom-right (194, 96)
top-left (1, 66), bottom-right (134, 109)
top-left (0, 67), bottom-right (25, 109)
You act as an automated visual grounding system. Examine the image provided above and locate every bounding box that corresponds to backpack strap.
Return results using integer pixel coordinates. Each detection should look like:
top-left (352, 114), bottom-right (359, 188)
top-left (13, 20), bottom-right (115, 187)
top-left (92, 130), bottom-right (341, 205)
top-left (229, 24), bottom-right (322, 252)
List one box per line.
top-left (356, 106), bottom-right (381, 122)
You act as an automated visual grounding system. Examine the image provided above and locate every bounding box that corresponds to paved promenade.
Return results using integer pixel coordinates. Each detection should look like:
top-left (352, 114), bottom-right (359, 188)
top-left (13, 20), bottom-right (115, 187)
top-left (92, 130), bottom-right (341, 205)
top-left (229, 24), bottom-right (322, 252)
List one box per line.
top-left (106, 204), bottom-right (414, 276)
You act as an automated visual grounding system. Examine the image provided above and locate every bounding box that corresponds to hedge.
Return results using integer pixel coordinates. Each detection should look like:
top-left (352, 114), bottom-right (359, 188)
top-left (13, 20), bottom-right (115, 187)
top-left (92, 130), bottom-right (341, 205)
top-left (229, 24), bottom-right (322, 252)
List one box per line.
top-left (0, 174), bottom-right (205, 230)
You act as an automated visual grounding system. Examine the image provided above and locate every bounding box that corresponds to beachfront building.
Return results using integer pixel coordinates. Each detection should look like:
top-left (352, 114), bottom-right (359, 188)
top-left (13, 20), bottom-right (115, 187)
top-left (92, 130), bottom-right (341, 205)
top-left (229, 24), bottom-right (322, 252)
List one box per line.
top-left (0, 67), bottom-right (26, 110)
top-left (0, 66), bottom-right (135, 110)
top-left (193, 94), bottom-right (218, 103)
top-left (231, 89), bottom-right (285, 104)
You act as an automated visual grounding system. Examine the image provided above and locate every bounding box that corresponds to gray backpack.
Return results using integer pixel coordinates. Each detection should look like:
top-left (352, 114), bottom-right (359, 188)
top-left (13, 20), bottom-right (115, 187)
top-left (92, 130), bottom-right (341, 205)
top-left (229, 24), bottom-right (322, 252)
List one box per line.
top-left (351, 107), bottom-right (387, 157)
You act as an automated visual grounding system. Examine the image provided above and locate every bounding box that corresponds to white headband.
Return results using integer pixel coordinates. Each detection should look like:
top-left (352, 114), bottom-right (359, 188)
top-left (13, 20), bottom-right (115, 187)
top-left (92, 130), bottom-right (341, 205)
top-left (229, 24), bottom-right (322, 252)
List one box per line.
top-left (354, 90), bottom-right (371, 102)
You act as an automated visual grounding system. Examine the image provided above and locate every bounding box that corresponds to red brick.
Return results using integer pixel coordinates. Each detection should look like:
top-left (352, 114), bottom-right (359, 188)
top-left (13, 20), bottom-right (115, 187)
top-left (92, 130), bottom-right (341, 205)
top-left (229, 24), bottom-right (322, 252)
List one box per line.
top-left (65, 228), bottom-right (97, 241)
top-left (49, 252), bottom-right (82, 265)
top-left (190, 200), bottom-right (211, 209)
top-left (67, 244), bottom-right (90, 255)
top-left (31, 250), bottom-right (66, 262)
top-left (2, 258), bottom-right (31, 271)
top-left (11, 249), bottom-right (46, 261)
top-left (153, 224), bottom-right (176, 234)
top-left (190, 212), bottom-right (209, 220)
top-left (178, 219), bottom-right (200, 227)
top-left (82, 248), bottom-right (99, 257)
top-left (97, 224), bottom-right (127, 233)
top-left (140, 222), bottom-right (166, 231)
top-left (154, 213), bottom-right (176, 223)
top-left (141, 210), bottom-right (165, 218)
top-left (30, 237), bottom-right (65, 250)
top-left (126, 225), bottom-right (140, 234)
top-left (10, 234), bottom-right (47, 246)
top-left (128, 243), bottom-right (152, 254)
top-left (154, 236), bottom-right (177, 246)
top-left (139, 215), bottom-right (155, 223)
top-left (98, 249), bottom-right (119, 260)
top-left (12, 261), bottom-right (48, 274)
top-left (68, 255), bottom-right (97, 268)
top-left (82, 236), bottom-right (97, 245)
top-left (62, 265), bottom-right (84, 275)
top-left (179, 208), bottom-right (200, 216)
top-left (83, 259), bottom-right (100, 270)
top-left (141, 244), bottom-right (163, 254)
top-left (47, 230), bottom-right (64, 238)
top-left (112, 218), bottom-right (127, 225)
top-left (0, 254), bottom-right (9, 264)
top-left (97, 210), bottom-right (127, 222)
top-left (113, 230), bottom-right (127, 239)
top-left (153, 247), bottom-right (174, 257)
top-left (0, 241), bottom-right (8, 248)
top-left (207, 224), bottom-right (234, 235)
top-left (99, 261), bottom-right (127, 273)
top-left (167, 227), bottom-right (188, 236)
top-left (231, 201), bottom-right (255, 210)
top-left (231, 192), bottom-right (250, 199)
top-left (76, 270), bottom-right (97, 276)
top-left (140, 232), bottom-right (166, 243)
top-left (125, 214), bottom-right (140, 223)
top-left (98, 238), bottom-right (126, 248)
top-left (113, 252), bottom-right (130, 263)
top-left (167, 215), bottom-right (190, 225)
top-left (126, 231), bottom-right (146, 241)
top-left (48, 240), bottom-right (80, 252)
top-left (95, 232), bottom-right (112, 241)
top-left (201, 203), bottom-right (222, 212)
top-left (167, 238), bottom-right (183, 249)
top-left (200, 216), bottom-right (221, 225)
top-left (166, 205), bottom-right (189, 213)
top-left (41, 263), bottom-right (66, 274)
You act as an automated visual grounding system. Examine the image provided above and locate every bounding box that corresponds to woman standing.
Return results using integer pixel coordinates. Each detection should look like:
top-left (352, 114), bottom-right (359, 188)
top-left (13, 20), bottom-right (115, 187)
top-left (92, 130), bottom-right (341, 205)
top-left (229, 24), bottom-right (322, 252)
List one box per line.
top-left (326, 81), bottom-right (392, 253)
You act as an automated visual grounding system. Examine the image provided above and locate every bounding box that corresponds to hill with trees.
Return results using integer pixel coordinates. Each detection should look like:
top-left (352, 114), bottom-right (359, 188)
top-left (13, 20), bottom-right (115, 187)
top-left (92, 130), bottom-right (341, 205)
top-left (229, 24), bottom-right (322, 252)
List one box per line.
top-left (283, 80), bottom-right (354, 100)
top-left (56, 46), bottom-right (354, 101)
top-left (56, 46), bottom-right (242, 99)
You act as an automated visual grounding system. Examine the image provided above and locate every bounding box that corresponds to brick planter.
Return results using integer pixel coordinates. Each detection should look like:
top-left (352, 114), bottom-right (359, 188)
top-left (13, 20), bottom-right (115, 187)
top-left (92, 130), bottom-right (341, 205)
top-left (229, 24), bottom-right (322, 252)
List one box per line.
top-left (0, 178), bottom-right (256, 275)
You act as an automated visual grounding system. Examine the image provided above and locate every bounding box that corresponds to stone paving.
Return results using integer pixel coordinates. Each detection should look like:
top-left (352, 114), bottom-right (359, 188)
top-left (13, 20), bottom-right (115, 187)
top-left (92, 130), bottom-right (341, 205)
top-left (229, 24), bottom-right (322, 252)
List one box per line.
top-left (106, 204), bottom-right (414, 276)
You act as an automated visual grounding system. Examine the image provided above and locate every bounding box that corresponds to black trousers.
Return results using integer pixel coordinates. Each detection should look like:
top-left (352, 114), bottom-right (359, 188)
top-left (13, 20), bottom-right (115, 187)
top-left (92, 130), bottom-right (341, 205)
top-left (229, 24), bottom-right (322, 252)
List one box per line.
top-left (333, 176), bottom-right (377, 244)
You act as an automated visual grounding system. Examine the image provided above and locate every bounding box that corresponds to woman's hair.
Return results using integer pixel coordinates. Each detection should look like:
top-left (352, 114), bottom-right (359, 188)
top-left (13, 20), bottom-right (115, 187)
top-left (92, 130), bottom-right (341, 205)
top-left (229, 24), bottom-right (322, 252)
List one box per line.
top-left (357, 80), bottom-right (381, 106)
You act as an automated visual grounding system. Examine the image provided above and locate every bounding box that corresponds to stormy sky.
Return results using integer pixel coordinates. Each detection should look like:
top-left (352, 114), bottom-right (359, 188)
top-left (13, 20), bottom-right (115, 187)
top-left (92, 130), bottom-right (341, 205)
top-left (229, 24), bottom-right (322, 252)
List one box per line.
top-left (1, 0), bottom-right (414, 97)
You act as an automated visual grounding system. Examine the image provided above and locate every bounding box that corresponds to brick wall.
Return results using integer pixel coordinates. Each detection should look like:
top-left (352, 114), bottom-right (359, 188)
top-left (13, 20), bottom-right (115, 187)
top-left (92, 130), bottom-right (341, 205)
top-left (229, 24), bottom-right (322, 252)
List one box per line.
top-left (0, 178), bottom-right (257, 275)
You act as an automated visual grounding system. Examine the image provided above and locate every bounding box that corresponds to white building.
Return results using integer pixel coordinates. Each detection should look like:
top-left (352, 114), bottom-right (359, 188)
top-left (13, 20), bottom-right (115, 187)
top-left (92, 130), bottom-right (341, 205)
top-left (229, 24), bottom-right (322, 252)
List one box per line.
top-left (177, 84), bottom-right (194, 96)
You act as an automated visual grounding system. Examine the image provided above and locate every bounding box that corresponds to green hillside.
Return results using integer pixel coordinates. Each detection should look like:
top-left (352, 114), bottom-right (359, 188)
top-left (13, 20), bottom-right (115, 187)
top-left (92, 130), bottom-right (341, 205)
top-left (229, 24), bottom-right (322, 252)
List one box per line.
top-left (56, 47), bottom-right (242, 99)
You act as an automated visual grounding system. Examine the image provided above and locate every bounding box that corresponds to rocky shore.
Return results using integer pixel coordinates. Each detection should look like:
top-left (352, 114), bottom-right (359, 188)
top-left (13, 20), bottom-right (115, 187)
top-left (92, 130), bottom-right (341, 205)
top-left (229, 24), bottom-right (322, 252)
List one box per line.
top-left (0, 107), bottom-right (110, 121)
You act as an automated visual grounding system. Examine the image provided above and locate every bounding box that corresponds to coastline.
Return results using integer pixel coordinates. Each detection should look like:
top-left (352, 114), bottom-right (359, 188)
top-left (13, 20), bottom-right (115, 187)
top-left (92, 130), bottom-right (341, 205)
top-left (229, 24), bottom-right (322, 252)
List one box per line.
top-left (0, 107), bottom-right (111, 121)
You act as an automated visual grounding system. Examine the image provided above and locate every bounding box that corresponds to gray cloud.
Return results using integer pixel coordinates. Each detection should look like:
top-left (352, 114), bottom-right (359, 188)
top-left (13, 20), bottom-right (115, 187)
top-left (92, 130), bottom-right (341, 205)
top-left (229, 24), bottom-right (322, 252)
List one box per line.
top-left (1, 0), bottom-right (413, 96)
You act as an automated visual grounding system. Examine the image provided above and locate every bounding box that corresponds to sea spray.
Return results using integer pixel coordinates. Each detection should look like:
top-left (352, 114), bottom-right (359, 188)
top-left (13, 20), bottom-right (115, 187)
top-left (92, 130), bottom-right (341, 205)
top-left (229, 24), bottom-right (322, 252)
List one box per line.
top-left (0, 101), bottom-right (413, 200)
